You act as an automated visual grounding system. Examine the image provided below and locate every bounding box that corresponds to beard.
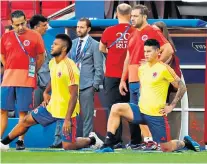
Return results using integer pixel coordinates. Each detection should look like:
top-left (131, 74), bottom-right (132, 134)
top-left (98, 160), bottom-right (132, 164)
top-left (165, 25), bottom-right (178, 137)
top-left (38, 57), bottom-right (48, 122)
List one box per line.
top-left (77, 31), bottom-right (88, 38)
top-left (51, 52), bottom-right (61, 57)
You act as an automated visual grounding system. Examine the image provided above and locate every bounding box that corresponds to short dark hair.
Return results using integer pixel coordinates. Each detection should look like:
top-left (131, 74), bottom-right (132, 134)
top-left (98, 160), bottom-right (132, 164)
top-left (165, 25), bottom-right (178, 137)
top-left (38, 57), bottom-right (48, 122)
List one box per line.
top-left (55, 34), bottom-right (72, 53)
top-left (144, 39), bottom-right (160, 49)
top-left (29, 14), bottom-right (48, 29)
top-left (79, 18), bottom-right (91, 28)
top-left (132, 5), bottom-right (149, 17)
top-left (11, 10), bottom-right (26, 22)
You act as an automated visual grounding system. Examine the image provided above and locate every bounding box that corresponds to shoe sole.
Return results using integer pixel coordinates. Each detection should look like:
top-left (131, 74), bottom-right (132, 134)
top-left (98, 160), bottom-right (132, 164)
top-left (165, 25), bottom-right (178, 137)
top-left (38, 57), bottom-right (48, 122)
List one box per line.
top-left (184, 136), bottom-right (200, 152)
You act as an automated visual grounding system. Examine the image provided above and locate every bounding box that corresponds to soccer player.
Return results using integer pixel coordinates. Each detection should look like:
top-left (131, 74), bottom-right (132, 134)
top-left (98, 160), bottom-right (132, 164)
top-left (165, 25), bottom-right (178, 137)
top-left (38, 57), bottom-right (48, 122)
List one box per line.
top-left (0, 10), bottom-right (45, 150)
top-left (0, 34), bottom-right (103, 150)
top-left (99, 3), bottom-right (142, 149)
top-left (98, 39), bottom-right (200, 153)
top-left (119, 4), bottom-right (174, 149)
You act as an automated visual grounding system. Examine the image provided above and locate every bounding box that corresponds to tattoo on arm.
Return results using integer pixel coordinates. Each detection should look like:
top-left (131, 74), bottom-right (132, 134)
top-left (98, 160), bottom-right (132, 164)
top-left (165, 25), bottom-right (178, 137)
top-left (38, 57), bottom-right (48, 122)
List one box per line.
top-left (175, 140), bottom-right (185, 150)
top-left (170, 79), bottom-right (187, 108)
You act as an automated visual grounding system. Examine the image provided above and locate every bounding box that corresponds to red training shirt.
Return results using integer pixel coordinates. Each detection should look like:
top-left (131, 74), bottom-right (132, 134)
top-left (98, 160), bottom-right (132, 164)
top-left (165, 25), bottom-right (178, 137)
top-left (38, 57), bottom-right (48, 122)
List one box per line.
top-left (101, 23), bottom-right (134, 78)
top-left (1, 29), bottom-right (45, 88)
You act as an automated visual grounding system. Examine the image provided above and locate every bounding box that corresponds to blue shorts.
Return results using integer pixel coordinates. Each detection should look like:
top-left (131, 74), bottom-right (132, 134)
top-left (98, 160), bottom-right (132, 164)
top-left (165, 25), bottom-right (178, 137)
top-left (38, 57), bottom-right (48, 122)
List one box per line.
top-left (129, 103), bottom-right (171, 143)
top-left (31, 106), bottom-right (77, 143)
top-left (1, 87), bottom-right (34, 112)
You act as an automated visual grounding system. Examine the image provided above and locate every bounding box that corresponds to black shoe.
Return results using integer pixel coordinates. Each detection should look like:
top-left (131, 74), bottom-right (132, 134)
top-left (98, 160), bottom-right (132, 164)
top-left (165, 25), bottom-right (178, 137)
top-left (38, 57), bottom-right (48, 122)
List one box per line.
top-left (113, 142), bottom-right (125, 150)
top-left (49, 143), bottom-right (62, 148)
top-left (16, 140), bottom-right (25, 150)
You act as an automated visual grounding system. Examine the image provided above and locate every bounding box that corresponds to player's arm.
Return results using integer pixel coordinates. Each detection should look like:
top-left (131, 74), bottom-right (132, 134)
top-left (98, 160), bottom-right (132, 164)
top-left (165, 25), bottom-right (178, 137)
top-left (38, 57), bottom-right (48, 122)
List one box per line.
top-left (159, 43), bottom-right (174, 62)
top-left (119, 50), bottom-right (129, 95)
top-left (99, 41), bottom-right (108, 54)
top-left (63, 84), bottom-right (78, 134)
top-left (36, 53), bottom-right (45, 72)
top-left (170, 77), bottom-right (187, 108)
top-left (160, 67), bottom-right (187, 115)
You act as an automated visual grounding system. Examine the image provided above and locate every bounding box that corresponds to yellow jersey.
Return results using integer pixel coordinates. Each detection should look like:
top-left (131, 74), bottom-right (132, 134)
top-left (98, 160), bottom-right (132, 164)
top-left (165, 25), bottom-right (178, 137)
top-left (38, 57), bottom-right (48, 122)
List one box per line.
top-left (138, 62), bottom-right (178, 116)
top-left (46, 57), bottom-right (80, 119)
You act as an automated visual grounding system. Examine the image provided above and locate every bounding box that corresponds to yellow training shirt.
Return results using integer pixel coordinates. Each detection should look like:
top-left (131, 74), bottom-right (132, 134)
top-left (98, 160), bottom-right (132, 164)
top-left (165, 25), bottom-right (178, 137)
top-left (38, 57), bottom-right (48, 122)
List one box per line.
top-left (46, 57), bottom-right (80, 119)
top-left (138, 62), bottom-right (178, 116)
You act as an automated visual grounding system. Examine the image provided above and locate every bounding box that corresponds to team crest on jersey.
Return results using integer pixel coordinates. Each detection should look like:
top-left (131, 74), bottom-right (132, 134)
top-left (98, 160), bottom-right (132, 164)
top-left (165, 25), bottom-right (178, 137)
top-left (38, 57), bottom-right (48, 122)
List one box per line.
top-left (57, 72), bottom-right (62, 77)
top-left (153, 72), bottom-right (157, 78)
top-left (23, 40), bottom-right (30, 46)
top-left (142, 35), bottom-right (148, 41)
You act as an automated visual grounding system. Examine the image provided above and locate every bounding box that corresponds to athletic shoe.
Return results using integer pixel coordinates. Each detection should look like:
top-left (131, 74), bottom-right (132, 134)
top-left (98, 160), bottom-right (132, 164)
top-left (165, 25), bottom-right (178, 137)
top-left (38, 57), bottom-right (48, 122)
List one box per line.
top-left (95, 144), bottom-right (114, 153)
top-left (132, 142), bottom-right (147, 150)
top-left (89, 132), bottom-right (104, 149)
top-left (0, 142), bottom-right (9, 151)
top-left (126, 143), bottom-right (143, 150)
top-left (49, 143), bottom-right (62, 148)
top-left (113, 142), bottom-right (125, 150)
top-left (143, 141), bottom-right (158, 151)
top-left (16, 140), bottom-right (25, 150)
top-left (184, 136), bottom-right (200, 152)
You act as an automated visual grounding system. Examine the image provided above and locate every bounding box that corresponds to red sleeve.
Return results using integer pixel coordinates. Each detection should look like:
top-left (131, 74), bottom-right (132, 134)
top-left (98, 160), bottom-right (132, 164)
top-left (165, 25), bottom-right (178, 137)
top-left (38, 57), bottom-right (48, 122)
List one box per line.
top-left (101, 27), bottom-right (110, 45)
top-left (154, 29), bottom-right (168, 47)
top-left (0, 34), bottom-right (6, 55)
top-left (35, 33), bottom-right (45, 54)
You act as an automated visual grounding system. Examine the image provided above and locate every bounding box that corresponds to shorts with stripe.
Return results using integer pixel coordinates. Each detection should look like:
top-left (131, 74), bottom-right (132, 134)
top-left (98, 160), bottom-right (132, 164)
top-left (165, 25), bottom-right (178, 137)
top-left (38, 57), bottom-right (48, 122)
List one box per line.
top-left (31, 106), bottom-right (77, 143)
top-left (129, 103), bottom-right (171, 143)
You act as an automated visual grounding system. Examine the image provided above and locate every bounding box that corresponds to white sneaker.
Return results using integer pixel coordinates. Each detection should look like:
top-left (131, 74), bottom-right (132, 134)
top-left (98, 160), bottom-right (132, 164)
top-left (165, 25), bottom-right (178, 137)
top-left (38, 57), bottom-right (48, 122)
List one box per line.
top-left (89, 132), bottom-right (103, 149)
top-left (0, 142), bottom-right (9, 151)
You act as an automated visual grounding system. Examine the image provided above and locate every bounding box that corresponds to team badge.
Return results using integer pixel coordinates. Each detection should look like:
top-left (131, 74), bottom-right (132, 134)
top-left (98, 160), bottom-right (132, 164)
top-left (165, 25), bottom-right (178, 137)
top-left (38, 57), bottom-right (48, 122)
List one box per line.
top-left (142, 35), bottom-right (148, 41)
top-left (153, 72), bottom-right (157, 78)
top-left (57, 72), bottom-right (62, 77)
top-left (23, 40), bottom-right (30, 46)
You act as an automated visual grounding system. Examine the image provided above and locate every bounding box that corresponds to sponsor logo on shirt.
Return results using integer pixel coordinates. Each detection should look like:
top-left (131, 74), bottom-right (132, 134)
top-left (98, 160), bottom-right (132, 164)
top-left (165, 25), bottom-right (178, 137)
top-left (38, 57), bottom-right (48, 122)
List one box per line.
top-left (23, 40), bottom-right (30, 46)
top-left (142, 35), bottom-right (148, 41)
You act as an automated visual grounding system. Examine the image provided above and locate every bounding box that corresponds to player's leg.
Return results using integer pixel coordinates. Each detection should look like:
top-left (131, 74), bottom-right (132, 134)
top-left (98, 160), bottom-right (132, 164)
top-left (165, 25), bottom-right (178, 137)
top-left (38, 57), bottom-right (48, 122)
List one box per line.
top-left (0, 113), bottom-right (37, 148)
top-left (160, 136), bottom-right (200, 152)
top-left (15, 87), bottom-right (34, 150)
top-left (1, 87), bottom-right (15, 139)
top-left (100, 103), bottom-right (143, 150)
top-left (104, 77), bottom-right (124, 147)
top-left (145, 115), bottom-right (200, 152)
top-left (61, 117), bottom-right (102, 150)
top-left (144, 114), bottom-right (171, 151)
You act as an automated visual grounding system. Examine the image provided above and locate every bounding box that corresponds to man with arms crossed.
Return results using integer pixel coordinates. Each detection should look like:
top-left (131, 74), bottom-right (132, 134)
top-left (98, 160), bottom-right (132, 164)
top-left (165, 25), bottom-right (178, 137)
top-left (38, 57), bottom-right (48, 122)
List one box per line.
top-left (0, 10), bottom-right (45, 150)
top-left (98, 39), bottom-right (200, 152)
top-left (0, 34), bottom-right (102, 150)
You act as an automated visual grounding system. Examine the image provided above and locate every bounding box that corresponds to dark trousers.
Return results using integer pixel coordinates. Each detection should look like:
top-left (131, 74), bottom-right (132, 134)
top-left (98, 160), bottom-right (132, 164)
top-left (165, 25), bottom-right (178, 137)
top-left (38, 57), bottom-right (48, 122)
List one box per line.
top-left (104, 77), bottom-right (129, 144)
top-left (128, 82), bottom-right (142, 145)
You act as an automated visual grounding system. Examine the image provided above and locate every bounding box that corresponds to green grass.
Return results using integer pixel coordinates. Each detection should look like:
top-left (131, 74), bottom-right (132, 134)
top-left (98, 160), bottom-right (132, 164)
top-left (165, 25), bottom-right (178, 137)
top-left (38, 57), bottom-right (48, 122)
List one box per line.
top-left (1, 149), bottom-right (207, 163)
